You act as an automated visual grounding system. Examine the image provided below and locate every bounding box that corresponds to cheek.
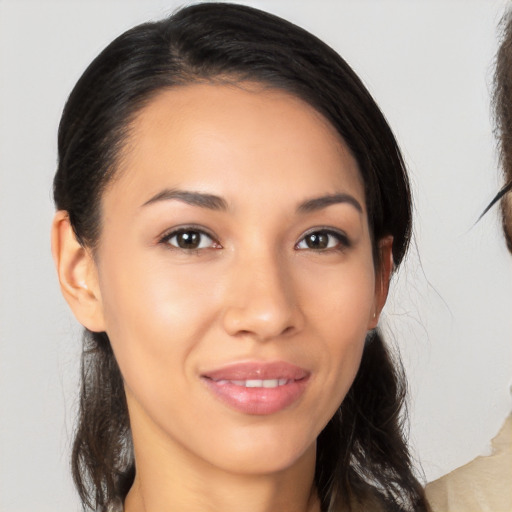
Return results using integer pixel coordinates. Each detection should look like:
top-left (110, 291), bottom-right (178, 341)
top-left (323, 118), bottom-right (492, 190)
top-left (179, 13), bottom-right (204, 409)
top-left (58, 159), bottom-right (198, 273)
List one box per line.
top-left (301, 258), bottom-right (375, 403)
top-left (300, 257), bottom-right (376, 338)
top-left (331, 276), bottom-right (374, 365)
top-left (96, 252), bottom-right (221, 396)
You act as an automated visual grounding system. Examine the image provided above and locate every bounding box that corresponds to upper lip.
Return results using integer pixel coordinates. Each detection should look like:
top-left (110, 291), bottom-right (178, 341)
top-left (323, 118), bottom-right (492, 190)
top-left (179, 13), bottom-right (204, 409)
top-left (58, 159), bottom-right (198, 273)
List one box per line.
top-left (201, 361), bottom-right (310, 381)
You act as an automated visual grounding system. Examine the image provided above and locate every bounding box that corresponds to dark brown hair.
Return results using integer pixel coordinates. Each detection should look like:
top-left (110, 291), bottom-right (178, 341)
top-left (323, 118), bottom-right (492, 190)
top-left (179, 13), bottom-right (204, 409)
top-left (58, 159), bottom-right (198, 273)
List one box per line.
top-left (493, 9), bottom-right (512, 251)
top-left (54, 3), bottom-right (427, 511)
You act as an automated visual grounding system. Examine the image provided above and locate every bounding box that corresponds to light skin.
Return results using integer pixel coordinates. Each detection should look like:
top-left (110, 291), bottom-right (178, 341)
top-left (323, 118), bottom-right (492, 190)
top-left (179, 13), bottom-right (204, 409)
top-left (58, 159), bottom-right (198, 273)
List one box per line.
top-left (52, 83), bottom-right (393, 512)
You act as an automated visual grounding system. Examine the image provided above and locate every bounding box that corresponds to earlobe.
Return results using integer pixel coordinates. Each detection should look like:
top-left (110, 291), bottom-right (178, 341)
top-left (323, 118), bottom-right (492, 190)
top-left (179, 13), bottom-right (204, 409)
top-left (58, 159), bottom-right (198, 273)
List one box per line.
top-left (368, 235), bottom-right (394, 330)
top-left (51, 211), bottom-right (106, 332)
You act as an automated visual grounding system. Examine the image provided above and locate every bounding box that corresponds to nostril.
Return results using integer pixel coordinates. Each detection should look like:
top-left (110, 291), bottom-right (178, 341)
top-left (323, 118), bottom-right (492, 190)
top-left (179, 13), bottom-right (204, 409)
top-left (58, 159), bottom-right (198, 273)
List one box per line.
top-left (235, 329), bottom-right (252, 337)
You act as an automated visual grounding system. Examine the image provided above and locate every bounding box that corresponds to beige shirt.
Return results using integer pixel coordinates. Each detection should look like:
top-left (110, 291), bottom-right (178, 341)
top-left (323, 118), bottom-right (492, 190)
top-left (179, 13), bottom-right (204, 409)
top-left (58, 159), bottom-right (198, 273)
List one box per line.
top-left (425, 414), bottom-right (512, 512)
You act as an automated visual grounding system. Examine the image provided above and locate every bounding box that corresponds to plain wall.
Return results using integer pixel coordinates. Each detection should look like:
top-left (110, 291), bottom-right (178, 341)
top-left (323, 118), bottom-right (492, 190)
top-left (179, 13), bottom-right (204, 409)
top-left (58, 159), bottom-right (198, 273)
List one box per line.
top-left (1, 1), bottom-right (511, 510)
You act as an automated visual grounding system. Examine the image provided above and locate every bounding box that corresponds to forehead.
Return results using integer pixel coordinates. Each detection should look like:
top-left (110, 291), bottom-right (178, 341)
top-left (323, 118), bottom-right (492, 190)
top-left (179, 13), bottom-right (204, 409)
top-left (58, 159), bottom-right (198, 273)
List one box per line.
top-left (109, 82), bottom-right (364, 209)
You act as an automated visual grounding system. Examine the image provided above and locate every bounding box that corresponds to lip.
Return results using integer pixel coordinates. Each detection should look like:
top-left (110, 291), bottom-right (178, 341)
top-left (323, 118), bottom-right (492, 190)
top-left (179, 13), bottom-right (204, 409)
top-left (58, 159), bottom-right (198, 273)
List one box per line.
top-left (200, 361), bottom-right (310, 415)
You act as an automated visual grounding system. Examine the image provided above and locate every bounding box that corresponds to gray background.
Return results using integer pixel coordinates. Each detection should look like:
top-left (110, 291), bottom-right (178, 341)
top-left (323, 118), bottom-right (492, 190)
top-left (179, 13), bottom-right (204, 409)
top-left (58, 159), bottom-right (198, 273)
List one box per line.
top-left (1, 0), bottom-right (511, 510)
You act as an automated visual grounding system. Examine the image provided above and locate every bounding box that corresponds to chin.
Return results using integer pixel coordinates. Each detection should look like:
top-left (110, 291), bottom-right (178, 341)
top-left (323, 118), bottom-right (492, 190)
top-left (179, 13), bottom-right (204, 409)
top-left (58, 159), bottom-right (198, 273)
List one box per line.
top-left (198, 425), bottom-right (317, 476)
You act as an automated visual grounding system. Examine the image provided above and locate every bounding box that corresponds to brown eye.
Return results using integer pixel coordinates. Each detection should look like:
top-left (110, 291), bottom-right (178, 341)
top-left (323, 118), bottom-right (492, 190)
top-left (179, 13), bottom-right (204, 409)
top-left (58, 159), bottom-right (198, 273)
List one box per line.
top-left (296, 229), bottom-right (349, 250)
top-left (304, 232), bottom-right (329, 249)
top-left (163, 229), bottom-right (216, 250)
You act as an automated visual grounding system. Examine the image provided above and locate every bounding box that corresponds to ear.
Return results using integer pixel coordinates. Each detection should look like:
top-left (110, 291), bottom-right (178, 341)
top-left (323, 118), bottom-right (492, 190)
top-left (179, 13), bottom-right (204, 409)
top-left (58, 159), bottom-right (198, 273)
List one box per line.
top-left (51, 211), bottom-right (106, 332)
top-left (368, 235), bottom-right (394, 330)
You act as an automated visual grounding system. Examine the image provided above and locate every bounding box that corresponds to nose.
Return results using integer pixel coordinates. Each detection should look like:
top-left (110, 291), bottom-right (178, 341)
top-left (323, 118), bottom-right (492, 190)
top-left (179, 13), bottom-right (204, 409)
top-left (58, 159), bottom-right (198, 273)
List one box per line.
top-left (221, 251), bottom-right (304, 341)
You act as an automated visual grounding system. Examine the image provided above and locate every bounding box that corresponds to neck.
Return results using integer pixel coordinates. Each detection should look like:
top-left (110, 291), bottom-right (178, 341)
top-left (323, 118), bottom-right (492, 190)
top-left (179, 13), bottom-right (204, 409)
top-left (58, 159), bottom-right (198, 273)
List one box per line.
top-left (124, 413), bottom-right (320, 512)
top-left (126, 463), bottom-right (320, 512)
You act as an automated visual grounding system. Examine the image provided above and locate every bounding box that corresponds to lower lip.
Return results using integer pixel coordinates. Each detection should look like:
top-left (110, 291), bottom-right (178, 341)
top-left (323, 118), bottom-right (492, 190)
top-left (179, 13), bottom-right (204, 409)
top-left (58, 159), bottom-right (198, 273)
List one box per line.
top-left (202, 377), bottom-right (309, 415)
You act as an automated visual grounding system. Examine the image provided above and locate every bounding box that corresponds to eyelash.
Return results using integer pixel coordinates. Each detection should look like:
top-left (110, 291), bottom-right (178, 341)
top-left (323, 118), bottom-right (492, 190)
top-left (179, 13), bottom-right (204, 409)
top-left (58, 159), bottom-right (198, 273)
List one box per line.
top-left (158, 226), bottom-right (350, 253)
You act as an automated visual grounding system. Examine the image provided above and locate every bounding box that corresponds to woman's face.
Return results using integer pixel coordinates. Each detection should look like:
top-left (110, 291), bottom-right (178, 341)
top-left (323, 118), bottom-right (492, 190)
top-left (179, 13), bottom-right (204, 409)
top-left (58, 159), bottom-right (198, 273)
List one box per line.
top-left (89, 83), bottom-right (390, 475)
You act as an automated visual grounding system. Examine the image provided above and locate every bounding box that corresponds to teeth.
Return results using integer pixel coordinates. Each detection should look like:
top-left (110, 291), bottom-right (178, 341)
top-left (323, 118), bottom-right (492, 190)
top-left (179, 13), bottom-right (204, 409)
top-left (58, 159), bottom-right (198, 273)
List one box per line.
top-left (216, 378), bottom-right (289, 388)
top-left (246, 379), bottom-right (263, 387)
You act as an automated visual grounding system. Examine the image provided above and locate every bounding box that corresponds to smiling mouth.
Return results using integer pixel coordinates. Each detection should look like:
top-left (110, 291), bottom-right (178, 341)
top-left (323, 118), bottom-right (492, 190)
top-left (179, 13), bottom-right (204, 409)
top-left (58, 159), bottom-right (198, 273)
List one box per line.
top-left (201, 361), bottom-right (310, 415)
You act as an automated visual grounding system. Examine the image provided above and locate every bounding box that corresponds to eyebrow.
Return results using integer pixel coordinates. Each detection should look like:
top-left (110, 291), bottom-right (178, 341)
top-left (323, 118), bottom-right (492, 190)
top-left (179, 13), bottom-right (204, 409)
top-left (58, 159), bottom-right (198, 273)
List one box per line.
top-left (297, 193), bottom-right (363, 214)
top-left (141, 189), bottom-right (362, 214)
top-left (141, 189), bottom-right (228, 210)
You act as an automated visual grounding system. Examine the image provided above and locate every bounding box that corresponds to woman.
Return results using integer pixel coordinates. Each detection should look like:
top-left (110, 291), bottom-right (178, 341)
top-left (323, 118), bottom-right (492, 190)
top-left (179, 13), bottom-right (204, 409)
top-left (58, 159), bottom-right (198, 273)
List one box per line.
top-left (51, 3), bottom-right (428, 511)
